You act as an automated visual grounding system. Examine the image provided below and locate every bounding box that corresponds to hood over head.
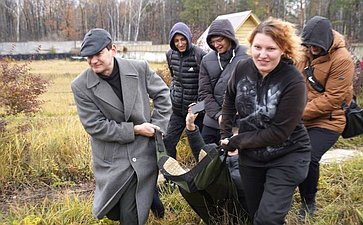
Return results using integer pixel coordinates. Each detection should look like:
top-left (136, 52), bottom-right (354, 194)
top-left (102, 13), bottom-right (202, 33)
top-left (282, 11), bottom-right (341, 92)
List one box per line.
top-left (301, 16), bottom-right (333, 54)
top-left (206, 19), bottom-right (239, 51)
top-left (168, 22), bottom-right (193, 52)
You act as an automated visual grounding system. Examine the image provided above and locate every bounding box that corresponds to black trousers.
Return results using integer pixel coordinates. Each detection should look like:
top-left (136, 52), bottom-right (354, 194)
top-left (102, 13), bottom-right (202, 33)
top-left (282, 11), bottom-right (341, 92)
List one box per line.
top-left (298, 127), bottom-right (340, 204)
top-left (201, 125), bottom-right (220, 145)
top-left (163, 112), bottom-right (203, 160)
top-left (225, 155), bottom-right (249, 214)
top-left (240, 151), bottom-right (310, 225)
top-left (119, 174), bottom-right (138, 225)
top-left (106, 174), bottom-right (138, 224)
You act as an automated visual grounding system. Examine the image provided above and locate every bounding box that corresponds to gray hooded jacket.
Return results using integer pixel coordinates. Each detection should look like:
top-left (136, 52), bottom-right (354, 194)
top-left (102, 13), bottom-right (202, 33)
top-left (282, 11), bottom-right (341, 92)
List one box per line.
top-left (198, 19), bottom-right (248, 129)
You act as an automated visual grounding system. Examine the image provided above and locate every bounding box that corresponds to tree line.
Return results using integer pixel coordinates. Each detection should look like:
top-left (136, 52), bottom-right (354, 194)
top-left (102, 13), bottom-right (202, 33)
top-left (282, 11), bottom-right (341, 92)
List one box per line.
top-left (0, 0), bottom-right (362, 45)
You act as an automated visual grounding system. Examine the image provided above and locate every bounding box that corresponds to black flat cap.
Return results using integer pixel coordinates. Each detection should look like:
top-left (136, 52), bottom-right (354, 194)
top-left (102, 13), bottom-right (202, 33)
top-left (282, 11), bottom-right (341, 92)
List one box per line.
top-left (80, 28), bottom-right (112, 57)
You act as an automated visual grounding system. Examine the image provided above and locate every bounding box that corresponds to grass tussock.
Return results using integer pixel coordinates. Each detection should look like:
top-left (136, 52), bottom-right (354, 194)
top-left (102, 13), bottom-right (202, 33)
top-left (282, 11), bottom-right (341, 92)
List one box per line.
top-left (2, 193), bottom-right (105, 225)
top-left (1, 184), bottom-right (201, 225)
top-left (0, 60), bottom-right (362, 225)
top-left (0, 115), bottom-right (92, 190)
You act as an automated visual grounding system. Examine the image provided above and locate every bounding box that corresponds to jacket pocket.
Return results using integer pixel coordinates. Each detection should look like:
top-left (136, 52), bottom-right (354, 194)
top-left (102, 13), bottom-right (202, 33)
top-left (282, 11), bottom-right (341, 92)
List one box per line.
top-left (91, 138), bottom-right (116, 164)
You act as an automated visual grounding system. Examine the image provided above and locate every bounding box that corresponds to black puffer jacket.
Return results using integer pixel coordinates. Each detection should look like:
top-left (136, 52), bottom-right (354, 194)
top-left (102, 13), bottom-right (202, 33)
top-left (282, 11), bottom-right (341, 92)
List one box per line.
top-left (198, 19), bottom-right (249, 129)
top-left (166, 22), bottom-right (206, 116)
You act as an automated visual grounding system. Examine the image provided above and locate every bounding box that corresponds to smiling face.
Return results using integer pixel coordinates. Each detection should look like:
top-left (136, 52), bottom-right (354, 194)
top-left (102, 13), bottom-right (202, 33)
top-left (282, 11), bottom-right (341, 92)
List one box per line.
top-left (251, 33), bottom-right (283, 77)
top-left (87, 44), bottom-right (117, 76)
top-left (210, 36), bottom-right (231, 54)
top-left (173, 34), bottom-right (188, 53)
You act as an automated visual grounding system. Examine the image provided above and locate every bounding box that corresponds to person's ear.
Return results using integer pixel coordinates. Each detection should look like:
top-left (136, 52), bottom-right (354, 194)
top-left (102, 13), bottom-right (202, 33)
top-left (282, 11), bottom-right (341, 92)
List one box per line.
top-left (111, 44), bottom-right (117, 55)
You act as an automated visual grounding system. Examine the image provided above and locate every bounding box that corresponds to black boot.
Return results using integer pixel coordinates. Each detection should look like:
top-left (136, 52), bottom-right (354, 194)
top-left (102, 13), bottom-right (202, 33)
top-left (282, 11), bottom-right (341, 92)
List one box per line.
top-left (150, 187), bottom-right (165, 219)
top-left (298, 200), bottom-right (316, 221)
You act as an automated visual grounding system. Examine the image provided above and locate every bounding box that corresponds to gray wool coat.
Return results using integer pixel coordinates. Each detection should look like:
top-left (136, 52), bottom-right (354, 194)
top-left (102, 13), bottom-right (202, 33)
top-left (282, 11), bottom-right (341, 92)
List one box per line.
top-left (71, 57), bottom-right (172, 224)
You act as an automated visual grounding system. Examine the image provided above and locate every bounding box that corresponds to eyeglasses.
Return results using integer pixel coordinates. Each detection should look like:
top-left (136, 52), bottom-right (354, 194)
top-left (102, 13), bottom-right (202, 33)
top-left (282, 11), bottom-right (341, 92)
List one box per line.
top-left (209, 37), bottom-right (225, 46)
top-left (306, 44), bottom-right (322, 50)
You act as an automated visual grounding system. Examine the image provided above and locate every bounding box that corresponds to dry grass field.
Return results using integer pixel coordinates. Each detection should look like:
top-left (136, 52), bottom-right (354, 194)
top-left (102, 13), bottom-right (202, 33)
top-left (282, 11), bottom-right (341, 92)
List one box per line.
top-left (0, 59), bottom-right (362, 225)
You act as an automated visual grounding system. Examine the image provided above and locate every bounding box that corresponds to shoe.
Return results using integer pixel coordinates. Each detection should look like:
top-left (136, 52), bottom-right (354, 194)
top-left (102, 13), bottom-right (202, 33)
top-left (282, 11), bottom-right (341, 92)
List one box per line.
top-left (298, 201), bottom-right (316, 221)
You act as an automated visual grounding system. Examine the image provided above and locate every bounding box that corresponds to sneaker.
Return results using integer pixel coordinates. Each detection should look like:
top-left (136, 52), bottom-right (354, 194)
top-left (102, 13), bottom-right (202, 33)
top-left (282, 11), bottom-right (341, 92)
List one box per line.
top-left (298, 202), bottom-right (316, 221)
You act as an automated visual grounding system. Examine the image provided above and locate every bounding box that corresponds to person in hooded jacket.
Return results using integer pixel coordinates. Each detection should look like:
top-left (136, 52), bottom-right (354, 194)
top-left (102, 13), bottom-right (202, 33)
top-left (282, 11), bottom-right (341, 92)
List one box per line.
top-left (164, 22), bottom-right (206, 160)
top-left (220, 17), bottom-right (311, 225)
top-left (198, 19), bottom-right (249, 145)
top-left (295, 16), bottom-right (354, 220)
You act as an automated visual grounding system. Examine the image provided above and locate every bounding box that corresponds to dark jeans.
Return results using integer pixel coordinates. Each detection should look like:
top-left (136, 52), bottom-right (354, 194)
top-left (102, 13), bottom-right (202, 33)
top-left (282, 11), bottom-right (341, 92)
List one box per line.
top-left (150, 186), bottom-right (164, 218)
top-left (240, 151), bottom-right (310, 225)
top-left (201, 125), bottom-right (220, 145)
top-left (163, 112), bottom-right (204, 160)
top-left (298, 127), bottom-right (340, 204)
top-left (225, 155), bottom-right (248, 213)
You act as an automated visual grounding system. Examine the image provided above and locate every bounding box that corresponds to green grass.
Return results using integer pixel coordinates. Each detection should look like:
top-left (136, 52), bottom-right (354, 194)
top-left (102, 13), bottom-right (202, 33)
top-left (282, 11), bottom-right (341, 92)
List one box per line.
top-left (0, 59), bottom-right (362, 225)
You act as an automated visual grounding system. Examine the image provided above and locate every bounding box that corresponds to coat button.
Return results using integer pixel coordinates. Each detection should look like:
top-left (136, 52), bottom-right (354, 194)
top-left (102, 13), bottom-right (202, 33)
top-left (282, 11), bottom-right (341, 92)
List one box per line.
top-left (132, 157), bottom-right (137, 162)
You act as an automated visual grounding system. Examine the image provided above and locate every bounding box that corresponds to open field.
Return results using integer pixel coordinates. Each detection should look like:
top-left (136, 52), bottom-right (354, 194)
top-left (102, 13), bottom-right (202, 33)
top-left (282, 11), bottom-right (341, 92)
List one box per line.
top-left (0, 59), bottom-right (362, 225)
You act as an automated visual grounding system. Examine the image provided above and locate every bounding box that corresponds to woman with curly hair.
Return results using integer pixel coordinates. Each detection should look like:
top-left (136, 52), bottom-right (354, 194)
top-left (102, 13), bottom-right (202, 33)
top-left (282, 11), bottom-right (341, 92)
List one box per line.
top-left (220, 17), bottom-right (311, 225)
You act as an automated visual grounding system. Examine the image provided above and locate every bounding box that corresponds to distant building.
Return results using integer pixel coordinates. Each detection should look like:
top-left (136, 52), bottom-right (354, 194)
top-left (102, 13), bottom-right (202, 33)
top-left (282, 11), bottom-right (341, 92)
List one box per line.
top-left (197, 10), bottom-right (260, 52)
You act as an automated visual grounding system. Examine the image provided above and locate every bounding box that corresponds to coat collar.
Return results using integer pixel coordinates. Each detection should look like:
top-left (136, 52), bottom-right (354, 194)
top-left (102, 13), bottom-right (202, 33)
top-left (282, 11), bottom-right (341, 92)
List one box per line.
top-left (86, 57), bottom-right (138, 121)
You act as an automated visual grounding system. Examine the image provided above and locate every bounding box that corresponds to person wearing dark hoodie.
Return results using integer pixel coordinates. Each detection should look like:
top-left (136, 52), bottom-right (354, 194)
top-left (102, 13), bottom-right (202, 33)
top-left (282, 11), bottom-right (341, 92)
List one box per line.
top-left (296, 16), bottom-right (354, 220)
top-left (164, 22), bottom-right (206, 161)
top-left (220, 17), bottom-right (311, 225)
top-left (198, 19), bottom-right (248, 145)
top-left (198, 22), bottom-right (250, 220)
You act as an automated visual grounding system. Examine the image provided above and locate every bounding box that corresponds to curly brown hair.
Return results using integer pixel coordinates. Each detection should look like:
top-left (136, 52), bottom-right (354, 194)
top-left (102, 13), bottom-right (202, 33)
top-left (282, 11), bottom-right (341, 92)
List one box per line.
top-left (247, 17), bottom-right (304, 63)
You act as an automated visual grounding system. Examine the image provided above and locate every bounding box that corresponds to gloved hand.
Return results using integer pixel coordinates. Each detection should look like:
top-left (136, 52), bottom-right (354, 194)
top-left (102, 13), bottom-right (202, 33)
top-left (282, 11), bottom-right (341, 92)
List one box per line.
top-left (221, 143), bottom-right (236, 152)
top-left (220, 137), bottom-right (236, 152)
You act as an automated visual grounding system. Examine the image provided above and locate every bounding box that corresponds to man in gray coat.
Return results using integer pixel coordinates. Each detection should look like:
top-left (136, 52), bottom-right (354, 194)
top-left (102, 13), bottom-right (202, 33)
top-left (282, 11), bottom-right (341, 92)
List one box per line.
top-left (71, 28), bottom-right (172, 225)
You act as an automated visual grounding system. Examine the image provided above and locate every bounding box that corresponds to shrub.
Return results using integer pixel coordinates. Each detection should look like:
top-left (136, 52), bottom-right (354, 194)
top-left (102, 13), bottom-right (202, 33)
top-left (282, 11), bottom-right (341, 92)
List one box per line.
top-left (0, 58), bottom-right (49, 116)
top-left (155, 64), bottom-right (172, 86)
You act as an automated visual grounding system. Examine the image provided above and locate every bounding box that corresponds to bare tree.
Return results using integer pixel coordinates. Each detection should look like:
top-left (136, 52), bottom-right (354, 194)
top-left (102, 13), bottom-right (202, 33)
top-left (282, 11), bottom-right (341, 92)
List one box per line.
top-left (300, 0), bottom-right (305, 28)
top-left (0, 0), bottom-right (22, 41)
top-left (0, 0), bottom-right (361, 43)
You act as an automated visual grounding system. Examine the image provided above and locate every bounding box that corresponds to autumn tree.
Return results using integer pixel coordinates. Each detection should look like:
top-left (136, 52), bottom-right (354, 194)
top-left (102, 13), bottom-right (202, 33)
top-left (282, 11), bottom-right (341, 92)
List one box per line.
top-left (0, 0), bottom-right (361, 43)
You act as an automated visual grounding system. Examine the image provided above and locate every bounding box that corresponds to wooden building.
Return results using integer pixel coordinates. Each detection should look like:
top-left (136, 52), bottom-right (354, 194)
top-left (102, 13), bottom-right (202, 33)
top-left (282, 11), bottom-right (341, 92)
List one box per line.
top-left (197, 10), bottom-right (260, 52)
